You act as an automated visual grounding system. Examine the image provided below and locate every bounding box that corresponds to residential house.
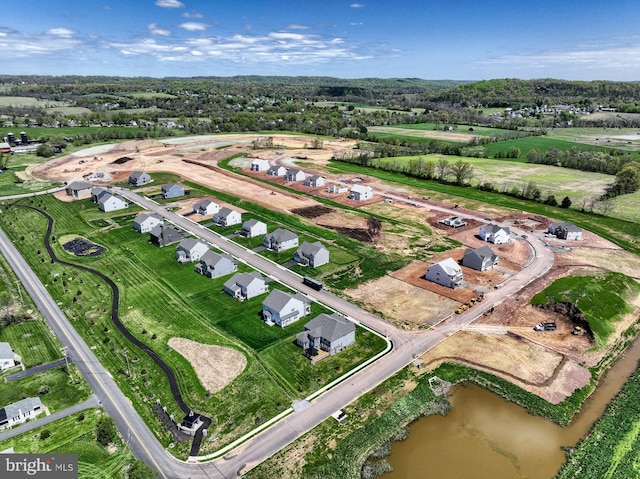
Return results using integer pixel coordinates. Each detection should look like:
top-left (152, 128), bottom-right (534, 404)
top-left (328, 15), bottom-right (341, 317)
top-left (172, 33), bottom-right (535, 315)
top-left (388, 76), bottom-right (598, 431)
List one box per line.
top-left (223, 272), bottom-right (268, 300)
top-left (548, 222), bottom-right (583, 240)
top-left (294, 241), bottom-right (330, 268)
top-left (296, 313), bottom-right (356, 357)
top-left (98, 193), bottom-right (128, 212)
top-left (241, 219), bottom-right (267, 238)
top-left (304, 175), bottom-right (325, 187)
top-left (267, 165), bottom-right (287, 177)
top-left (175, 239), bottom-right (209, 263)
top-left (0, 343), bottom-right (20, 371)
top-left (439, 216), bottom-right (467, 228)
top-left (479, 224), bottom-right (511, 244)
top-left (212, 207), bottom-right (242, 227)
top-left (285, 168), bottom-right (306, 182)
top-left (149, 224), bottom-right (184, 247)
top-left (195, 251), bottom-right (237, 278)
top-left (325, 184), bottom-right (349, 194)
top-left (349, 184), bottom-right (373, 201)
top-left (0, 397), bottom-right (44, 430)
top-left (263, 228), bottom-right (299, 252)
top-left (425, 258), bottom-right (463, 288)
top-left (65, 181), bottom-right (93, 199)
top-left (462, 246), bottom-right (499, 271)
top-left (128, 171), bottom-right (152, 187)
top-left (161, 183), bottom-right (185, 199)
top-left (250, 159), bottom-right (270, 172)
top-left (91, 187), bottom-right (109, 203)
top-left (133, 212), bottom-right (163, 233)
top-left (262, 289), bottom-right (311, 327)
top-left (192, 199), bottom-right (219, 216)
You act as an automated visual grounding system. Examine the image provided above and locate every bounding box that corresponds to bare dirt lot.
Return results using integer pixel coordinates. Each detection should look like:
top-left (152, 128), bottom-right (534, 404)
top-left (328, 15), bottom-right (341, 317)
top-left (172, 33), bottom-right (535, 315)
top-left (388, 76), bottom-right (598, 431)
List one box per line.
top-left (168, 337), bottom-right (246, 393)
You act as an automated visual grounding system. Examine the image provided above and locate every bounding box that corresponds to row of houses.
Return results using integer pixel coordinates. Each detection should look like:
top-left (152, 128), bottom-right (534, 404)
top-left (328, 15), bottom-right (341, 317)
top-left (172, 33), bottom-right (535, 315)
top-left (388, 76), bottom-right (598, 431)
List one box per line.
top-left (252, 159), bottom-right (374, 201)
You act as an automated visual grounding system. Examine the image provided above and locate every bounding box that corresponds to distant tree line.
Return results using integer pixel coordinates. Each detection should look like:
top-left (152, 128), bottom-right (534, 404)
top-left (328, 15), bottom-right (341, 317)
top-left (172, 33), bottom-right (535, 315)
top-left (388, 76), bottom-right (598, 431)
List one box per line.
top-left (525, 147), bottom-right (635, 175)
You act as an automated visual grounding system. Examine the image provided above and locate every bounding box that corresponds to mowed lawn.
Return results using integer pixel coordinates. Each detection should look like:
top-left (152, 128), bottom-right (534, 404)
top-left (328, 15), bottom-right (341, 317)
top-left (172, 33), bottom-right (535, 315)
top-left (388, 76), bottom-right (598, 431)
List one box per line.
top-left (0, 320), bottom-right (62, 368)
top-left (0, 194), bottom-right (387, 452)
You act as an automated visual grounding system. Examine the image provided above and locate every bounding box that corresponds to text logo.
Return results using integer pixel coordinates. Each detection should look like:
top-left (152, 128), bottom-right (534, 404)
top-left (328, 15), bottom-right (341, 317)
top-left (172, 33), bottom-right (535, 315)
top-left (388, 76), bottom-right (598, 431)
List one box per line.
top-left (1, 454), bottom-right (77, 478)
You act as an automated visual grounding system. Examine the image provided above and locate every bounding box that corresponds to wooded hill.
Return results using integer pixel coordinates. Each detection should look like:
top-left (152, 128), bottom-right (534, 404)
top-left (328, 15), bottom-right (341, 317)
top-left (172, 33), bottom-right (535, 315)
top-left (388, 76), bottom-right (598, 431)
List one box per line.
top-left (427, 78), bottom-right (640, 110)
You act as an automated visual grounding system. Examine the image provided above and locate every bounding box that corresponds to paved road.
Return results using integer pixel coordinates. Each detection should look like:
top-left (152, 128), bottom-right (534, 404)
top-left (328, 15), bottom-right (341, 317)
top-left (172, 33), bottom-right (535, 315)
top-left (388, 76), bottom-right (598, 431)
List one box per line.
top-left (116, 188), bottom-right (554, 477)
top-left (6, 358), bottom-right (71, 382)
top-left (0, 395), bottom-right (99, 442)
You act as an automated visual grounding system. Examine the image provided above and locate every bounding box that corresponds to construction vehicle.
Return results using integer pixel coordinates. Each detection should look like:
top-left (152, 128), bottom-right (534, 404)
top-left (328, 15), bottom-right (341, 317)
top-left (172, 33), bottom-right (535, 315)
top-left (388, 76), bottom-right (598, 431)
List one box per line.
top-left (534, 322), bottom-right (557, 332)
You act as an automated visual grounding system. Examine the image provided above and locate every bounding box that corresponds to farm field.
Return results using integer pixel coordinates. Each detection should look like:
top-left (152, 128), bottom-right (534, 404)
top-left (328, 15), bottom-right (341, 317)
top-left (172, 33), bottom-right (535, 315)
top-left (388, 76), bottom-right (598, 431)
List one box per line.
top-left (0, 193), bottom-right (387, 457)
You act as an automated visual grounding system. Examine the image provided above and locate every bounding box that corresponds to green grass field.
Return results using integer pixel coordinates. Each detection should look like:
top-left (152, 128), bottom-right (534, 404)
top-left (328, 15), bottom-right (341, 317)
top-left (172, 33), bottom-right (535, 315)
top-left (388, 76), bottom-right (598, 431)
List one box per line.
top-left (0, 320), bottom-right (62, 368)
top-left (531, 272), bottom-right (640, 346)
top-left (0, 194), bottom-right (387, 455)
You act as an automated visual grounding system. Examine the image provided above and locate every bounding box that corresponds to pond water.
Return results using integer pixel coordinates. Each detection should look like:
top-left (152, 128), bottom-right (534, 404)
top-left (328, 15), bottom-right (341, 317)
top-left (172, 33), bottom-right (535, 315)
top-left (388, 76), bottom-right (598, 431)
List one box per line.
top-left (384, 337), bottom-right (640, 479)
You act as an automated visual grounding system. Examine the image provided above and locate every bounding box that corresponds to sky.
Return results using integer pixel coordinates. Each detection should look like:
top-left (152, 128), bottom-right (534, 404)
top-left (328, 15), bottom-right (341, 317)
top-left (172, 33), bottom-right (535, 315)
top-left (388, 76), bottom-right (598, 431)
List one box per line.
top-left (2, 0), bottom-right (640, 81)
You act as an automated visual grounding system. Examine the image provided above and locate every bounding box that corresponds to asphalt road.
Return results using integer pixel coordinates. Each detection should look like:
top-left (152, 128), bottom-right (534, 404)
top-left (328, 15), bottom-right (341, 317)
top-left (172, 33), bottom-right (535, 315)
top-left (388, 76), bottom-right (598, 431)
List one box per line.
top-left (0, 187), bottom-right (554, 478)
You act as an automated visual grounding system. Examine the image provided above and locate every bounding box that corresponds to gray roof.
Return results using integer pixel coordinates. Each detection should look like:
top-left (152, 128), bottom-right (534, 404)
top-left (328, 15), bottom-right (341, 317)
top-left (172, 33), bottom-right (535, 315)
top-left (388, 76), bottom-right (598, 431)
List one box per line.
top-left (129, 171), bottom-right (147, 179)
top-left (134, 212), bottom-right (162, 225)
top-left (304, 313), bottom-right (355, 342)
top-left (200, 250), bottom-right (233, 268)
top-left (224, 271), bottom-right (264, 290)
top-left (483, 223), bottom-right (510, 234)
top-left (177, 238), bottom-right (206, 251)
top-left (550, 221), bottom-right (581, 232)
top-left (0, 397), bottom-right (43, 422)
top-left (287, 168), bottom-right (302, 175)
top-left (66, 181), bottom-right (92, 191)
top-left (471, 245), bottom-right (496, 259)
top-left (265, 228), bottom-right (297, 243)
top-left (0, 342), bottom-right (14, 360)
top-left (262, 289), bottom-right (307, 313)
top-left (297, 241), bottom-right (327, 257)
top-left (217, 207), bottom-right (239, 218)
top-left (162, 182), bottom-right (183, 192)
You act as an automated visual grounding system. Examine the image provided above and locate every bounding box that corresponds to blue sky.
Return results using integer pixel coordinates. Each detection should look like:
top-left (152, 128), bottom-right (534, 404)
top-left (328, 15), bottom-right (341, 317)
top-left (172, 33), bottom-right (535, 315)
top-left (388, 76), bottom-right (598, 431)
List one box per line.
top-left (2, 0), bottom-right (640, 80)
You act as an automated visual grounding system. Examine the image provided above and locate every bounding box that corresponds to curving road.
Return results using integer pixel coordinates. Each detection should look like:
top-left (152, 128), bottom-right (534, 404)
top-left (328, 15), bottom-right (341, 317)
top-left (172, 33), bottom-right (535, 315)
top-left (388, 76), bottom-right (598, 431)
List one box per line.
top-left (0, 186), bottom-right (554, 478)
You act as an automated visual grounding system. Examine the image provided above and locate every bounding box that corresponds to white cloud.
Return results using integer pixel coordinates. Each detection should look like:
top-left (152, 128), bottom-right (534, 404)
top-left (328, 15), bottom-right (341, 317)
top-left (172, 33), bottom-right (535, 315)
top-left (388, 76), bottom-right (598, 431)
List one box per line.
top-left (182, 12), bottom-right (204, 19)
top-left (155, 0), bottom-right (184, 7)
top-left (350, 3), bottom-right (365, 8)
top-left (286, 24), bottom-right (310, 30)
top-left (46, 28), bottom-right (76, 37)
top-left (148, 23), bottom-right (171, 36)
top-left (179, 22), bottom-right (209, 32)
top-left (349, 22), bottom-right (364, 26)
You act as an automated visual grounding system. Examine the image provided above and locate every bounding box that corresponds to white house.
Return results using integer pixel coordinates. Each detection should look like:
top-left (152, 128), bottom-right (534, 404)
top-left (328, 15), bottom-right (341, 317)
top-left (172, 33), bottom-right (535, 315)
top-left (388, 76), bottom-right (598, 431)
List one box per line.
top-left (262, 289), bottom-right (311, 328)
top-left (128, 171), bottom-right (152, 186)
top-left (91, 187), bottom-right (110, 203)
top-left (304, 175), bottom-right (326, 187)
top-left (223, 272), bottom-right (268, 300)
top-left (98, 193), bottom-right (128, 212)
top-left (263, 228), bottom-right (299, 252)
top-left (349, 184), bottom-right (373, 201)
top-left (425, 258), bottom-right (463, 288)
top-left (133, 212), bottom-right (163, 233)
top-left (175, 239), bottom-right (209, 263)
top-left (325, 184), bottom-right (349, 194)
top-left (250, 159), bottom-right (271, 172)
top-left (548, 222), bottom-right (583, 240)
top-left (162, 183), bottom-right (185, 199)
top-left (192, 199), bottom-right (219, 216)
top-left (479, 224), bottom-right (511, 244)
top-left (267, 165), bottom-right (287, 177)
top-left (213, 207), bottom-right (242, 227)
top-left (241, 219), bottom-right (267, 238)
top-left (0, 397), bottom-right (45, 430)
top-left (294, 241), bottom-right (330, 267)
top-left (285, 168), bottom-right (306, 182)
top-left (0, 343), bottom-right (20, 371)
